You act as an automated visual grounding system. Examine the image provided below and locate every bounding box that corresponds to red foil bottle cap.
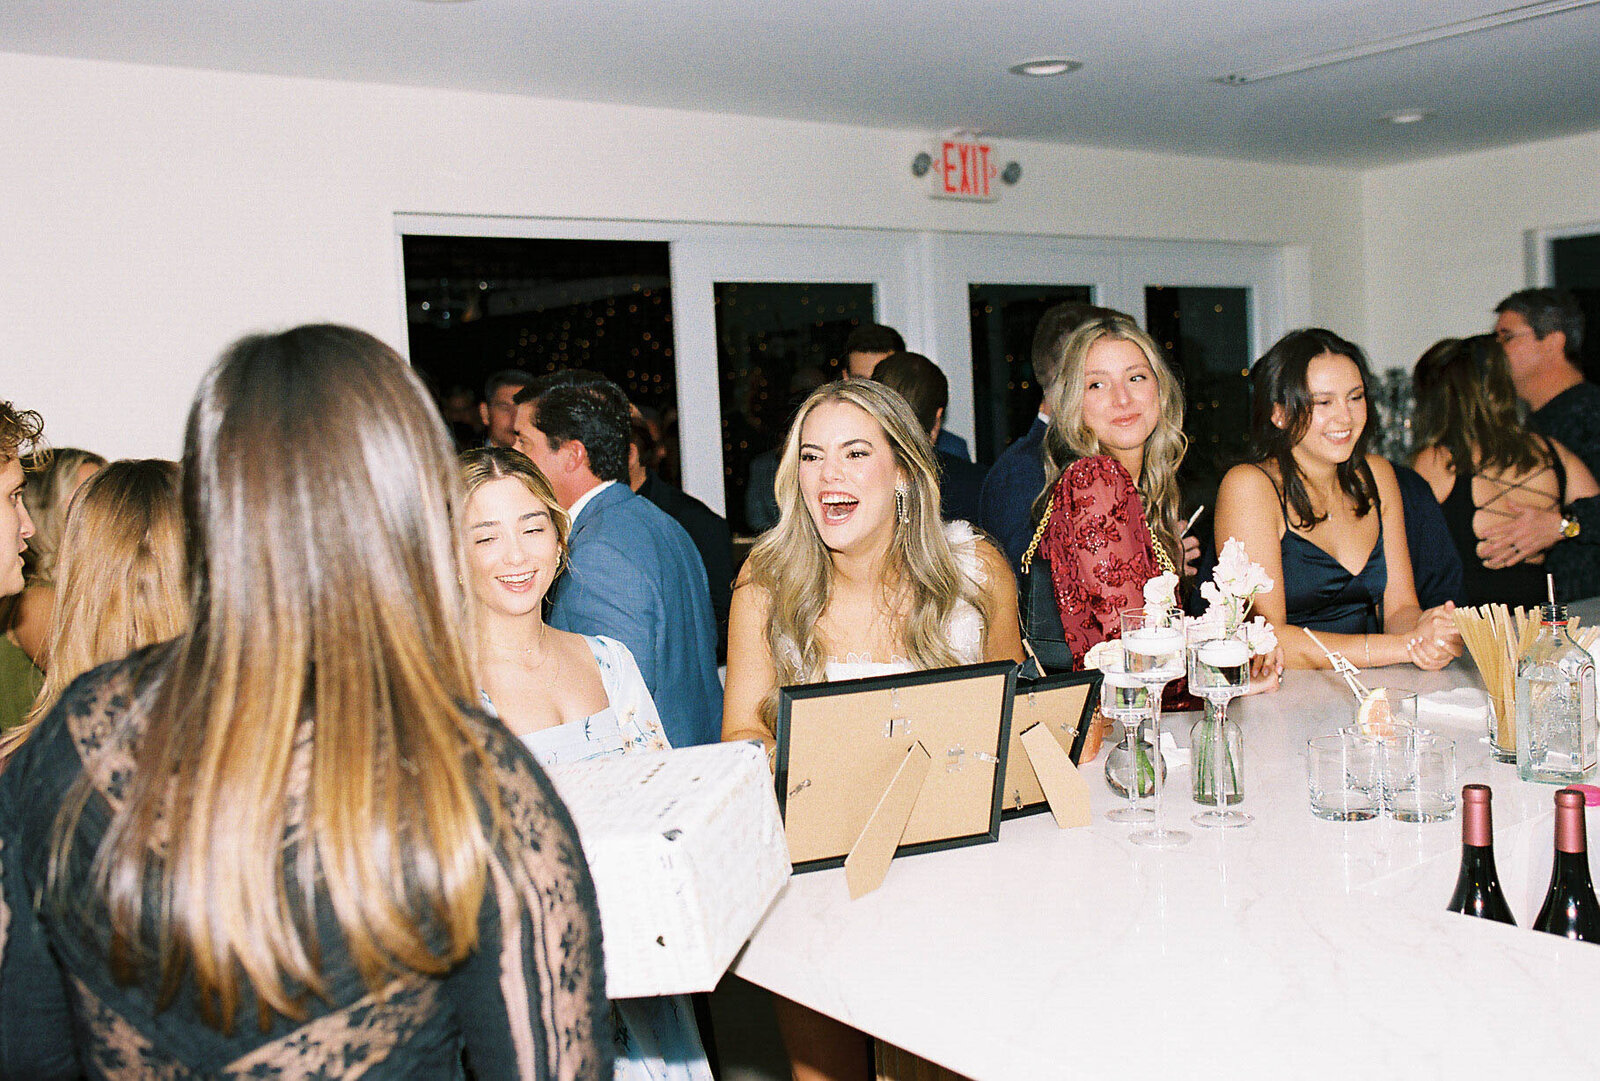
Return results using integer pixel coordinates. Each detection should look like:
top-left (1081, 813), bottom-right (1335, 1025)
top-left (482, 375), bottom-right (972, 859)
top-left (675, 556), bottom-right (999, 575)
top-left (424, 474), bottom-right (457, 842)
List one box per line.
top-left (1461, 784), bottom-right (1493, 847)
top-left (1555, 788), bottom-right (1589, 855)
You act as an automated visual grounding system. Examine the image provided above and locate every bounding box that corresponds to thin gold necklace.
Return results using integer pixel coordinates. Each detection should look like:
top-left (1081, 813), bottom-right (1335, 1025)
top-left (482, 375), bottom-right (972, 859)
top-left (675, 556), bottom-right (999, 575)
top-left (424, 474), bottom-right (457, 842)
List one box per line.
top-left (488, 623), bottom-right (557, 667)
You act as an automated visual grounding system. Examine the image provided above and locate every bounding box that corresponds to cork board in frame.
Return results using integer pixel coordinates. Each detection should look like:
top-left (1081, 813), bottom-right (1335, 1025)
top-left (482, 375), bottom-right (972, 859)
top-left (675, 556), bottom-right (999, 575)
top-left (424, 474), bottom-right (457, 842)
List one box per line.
top-left (1000, 668), bottom-right (1102, 821)
top-left (775, 660), bottom-right (1016, 874)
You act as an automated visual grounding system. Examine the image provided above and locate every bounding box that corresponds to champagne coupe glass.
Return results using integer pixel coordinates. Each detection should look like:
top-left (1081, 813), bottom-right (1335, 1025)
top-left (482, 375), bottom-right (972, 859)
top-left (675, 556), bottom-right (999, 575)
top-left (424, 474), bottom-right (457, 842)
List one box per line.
top-left (1101, 647), bottom-right (1155, 823)
top-left (1186, 622), bottom-right (1253, 828)
top-left (1121, 606), bottom-right (1190, 848)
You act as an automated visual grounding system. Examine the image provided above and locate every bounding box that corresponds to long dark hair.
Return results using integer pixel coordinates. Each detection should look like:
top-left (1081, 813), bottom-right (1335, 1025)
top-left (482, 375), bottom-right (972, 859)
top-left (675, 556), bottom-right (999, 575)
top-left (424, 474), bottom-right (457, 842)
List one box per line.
top-left (1412, 334), bottom-right (1550, 476)
top-left (1249, 328), bottom-right (1378, 530)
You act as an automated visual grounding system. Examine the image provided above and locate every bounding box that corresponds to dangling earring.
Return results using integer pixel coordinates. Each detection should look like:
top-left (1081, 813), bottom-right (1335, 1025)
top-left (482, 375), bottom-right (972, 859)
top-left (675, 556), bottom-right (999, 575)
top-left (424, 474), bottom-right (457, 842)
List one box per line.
top-left (895, 483), bottom-right (910, 525)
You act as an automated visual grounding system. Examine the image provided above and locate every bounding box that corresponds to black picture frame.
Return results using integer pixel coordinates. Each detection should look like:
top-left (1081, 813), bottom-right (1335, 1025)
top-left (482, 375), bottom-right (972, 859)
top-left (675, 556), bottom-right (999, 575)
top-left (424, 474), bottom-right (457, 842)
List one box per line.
top-left (775, 659), bottom-right (1017, 875)
top-left (1000, 666), bottom-right (1103, 821)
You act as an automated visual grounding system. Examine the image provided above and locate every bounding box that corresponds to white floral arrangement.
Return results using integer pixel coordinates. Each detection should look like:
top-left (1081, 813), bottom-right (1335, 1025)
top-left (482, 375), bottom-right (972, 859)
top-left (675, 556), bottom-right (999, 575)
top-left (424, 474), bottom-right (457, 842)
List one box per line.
top-left (1194, 538), bottom-right (1277, 656)
top-left (1079, 540), bottom-right (1277, 671)
top-left (1142, 571), bottom-right (1180, 615)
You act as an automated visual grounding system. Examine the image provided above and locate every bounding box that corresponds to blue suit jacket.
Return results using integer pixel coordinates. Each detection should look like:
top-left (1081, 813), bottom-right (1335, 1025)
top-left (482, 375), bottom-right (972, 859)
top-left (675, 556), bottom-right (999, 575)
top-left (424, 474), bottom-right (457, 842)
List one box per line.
top-left (978, 417), bottom-right (1049, 573)
top-left (548, 483), bottom-right (722, 748)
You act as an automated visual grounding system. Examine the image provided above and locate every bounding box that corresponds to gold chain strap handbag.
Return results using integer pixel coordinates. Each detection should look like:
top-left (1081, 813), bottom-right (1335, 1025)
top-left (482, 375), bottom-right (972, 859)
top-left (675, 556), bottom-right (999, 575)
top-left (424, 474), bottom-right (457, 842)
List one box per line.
top-left (1018, 493), bottom-right (1074, 674)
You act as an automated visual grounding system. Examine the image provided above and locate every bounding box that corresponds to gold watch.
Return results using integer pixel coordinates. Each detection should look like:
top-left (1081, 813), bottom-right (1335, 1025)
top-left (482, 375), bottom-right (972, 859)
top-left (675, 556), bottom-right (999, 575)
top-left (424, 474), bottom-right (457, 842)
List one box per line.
top-left (1560, 513), bottom-right (1581, 540)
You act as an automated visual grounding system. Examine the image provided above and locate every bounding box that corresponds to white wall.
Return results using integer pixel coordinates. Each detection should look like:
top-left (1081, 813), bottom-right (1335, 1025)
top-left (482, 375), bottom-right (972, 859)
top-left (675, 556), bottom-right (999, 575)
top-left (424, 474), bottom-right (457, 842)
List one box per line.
top-left (0, 51), bottom-right (1364, 459)
top-left (1362, 128), bottom-right (1600, 370)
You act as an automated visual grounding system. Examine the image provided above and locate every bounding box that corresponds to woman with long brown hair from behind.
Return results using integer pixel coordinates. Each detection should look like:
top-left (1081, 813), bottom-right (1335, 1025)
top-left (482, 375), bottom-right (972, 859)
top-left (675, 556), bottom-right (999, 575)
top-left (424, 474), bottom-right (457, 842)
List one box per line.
top-left (0, 459), bottom-right (187, 761)
top-left (1411, 333), bottom-right (1599, 606)
top-left (0, 325), bottom-right (608, 1079)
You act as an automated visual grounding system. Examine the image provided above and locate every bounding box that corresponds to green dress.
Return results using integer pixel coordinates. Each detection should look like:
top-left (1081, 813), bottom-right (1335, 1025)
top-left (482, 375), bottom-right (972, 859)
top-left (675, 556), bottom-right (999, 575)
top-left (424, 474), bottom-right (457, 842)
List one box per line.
top-left (0, 634), bottom-right (43, 731)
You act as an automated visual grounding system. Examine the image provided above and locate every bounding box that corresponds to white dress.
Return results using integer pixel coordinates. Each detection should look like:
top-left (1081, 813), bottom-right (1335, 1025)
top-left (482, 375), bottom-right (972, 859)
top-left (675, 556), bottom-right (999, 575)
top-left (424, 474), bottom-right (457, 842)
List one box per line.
top-left (511, 634), bottom-right (671, 764)
top-left (481, 634), bottom-right (708, 1081)
top-left (817, 520), bottom-right (990, 681)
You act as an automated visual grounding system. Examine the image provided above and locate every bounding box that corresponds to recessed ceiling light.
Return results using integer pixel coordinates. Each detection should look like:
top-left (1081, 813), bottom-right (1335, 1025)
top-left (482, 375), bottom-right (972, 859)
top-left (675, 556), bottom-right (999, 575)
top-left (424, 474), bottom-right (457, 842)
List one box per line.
top-left (1008, 57), bottom-right (1083, 78)
top-left (1381, 109), bottom-right (1431, 125)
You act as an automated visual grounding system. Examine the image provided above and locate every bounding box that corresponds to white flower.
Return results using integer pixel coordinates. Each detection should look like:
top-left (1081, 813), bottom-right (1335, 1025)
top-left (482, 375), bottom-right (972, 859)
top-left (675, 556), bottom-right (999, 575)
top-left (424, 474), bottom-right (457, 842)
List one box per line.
top-left (1081, 639), bottom-right (1119, 672)
top-left (1199, 579), bottom-right (1226, 611)
top-left (1213, 537), bottom-right (1273, 599)
top-left (1237, 616), bottom-right (1278, 657)
top-left (1184, 610), bottom-right (1227, 641)
top-left (1143, 571), bottom-right (1179, 612)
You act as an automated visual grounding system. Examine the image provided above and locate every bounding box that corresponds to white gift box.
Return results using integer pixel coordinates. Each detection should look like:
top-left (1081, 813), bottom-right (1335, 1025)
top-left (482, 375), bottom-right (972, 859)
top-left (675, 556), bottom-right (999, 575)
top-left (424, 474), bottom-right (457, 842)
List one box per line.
top-left (545, 741), bottom-right (790, 998)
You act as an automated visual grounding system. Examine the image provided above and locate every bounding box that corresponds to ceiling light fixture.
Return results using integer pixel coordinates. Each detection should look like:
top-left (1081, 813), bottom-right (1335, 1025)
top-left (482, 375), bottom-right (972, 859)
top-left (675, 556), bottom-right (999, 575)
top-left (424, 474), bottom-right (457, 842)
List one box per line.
top-left (1381, 110), bottom-right (1431, 125)
top-left (1008, 57), bottom-right (1083, 78)
top-left (1215, 0), bottom-right (1600, 85)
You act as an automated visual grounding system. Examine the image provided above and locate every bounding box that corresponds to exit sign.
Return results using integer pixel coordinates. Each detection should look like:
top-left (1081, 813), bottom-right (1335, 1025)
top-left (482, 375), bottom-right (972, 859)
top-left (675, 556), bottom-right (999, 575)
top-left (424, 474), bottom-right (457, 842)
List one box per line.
top-left (931, 138), bottom-right (998, 202)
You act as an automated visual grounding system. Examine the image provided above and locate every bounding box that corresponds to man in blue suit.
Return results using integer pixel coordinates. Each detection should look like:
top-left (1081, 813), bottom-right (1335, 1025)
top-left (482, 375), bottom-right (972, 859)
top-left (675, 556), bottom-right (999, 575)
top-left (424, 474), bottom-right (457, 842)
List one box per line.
top-left (979, 302), bottom-right (1108, 571)
top-left (512, 375), bottom-right (722, 747)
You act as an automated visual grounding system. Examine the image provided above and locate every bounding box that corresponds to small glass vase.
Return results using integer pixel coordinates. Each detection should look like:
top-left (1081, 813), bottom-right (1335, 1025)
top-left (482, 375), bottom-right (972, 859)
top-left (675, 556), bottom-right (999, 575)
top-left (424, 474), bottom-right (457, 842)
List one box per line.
top-left (1191, 701), bottom-right (1244, 806)
top-left (1105, 726), bottom-right (1165, 799)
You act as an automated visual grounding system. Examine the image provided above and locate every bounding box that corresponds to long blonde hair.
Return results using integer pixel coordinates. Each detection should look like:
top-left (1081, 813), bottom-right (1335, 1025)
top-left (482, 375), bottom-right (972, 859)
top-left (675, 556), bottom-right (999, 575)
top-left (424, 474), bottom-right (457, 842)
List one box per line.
top-left (3, 461), bottom-right (186, 749)
top-left (48, 326), bottom-right (491, 1031)
top-left (21, 447), bottom-right (107, 583)
top-left (1034, 316), bottom-right (1187, 568)
top-left (743, 379), bottom-right (992, 729)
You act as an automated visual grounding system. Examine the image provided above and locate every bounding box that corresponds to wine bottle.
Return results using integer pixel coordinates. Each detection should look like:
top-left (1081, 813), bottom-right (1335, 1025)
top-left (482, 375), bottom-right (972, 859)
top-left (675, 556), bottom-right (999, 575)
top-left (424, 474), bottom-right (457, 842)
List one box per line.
top-left (1533, 788), bottom-right (1600, 942)
top-left (1445, 784), bottom-right (1515, 924)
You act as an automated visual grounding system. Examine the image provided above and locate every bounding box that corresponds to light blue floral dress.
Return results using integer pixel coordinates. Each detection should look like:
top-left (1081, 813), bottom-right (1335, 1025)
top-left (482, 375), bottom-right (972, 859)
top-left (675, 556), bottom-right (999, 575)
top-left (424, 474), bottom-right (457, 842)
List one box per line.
top-left (482, 634), bottom-right (709, 1081)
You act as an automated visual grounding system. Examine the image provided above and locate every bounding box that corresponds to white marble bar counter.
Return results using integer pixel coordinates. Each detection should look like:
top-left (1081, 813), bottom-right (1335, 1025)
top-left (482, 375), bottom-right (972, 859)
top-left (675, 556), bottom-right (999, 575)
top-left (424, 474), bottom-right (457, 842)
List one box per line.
top-left (731, 648), bottom-right (1600, 1080)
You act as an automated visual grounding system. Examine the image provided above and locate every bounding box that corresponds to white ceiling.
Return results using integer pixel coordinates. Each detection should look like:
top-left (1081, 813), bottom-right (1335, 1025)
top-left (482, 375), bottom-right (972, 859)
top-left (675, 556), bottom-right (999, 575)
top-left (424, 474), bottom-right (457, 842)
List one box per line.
top-left (5, 0), bottom-right (1599, 166)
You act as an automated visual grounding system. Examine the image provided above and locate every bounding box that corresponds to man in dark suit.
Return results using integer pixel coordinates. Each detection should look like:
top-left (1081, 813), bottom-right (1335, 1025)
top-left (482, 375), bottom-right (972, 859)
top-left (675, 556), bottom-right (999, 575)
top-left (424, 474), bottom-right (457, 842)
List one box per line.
top-left (628, 416), bottom-right (733, 661)
top-left (871, 352), bottom-right (984, 523)
top-left (978, 302), bottom-right (1107, 571)
top-left (842, 323), bottom-right (971, 462)
top-left (513, 375), bottom-right (721, 747)
top-left (480, 369), bottom-right (537, 449)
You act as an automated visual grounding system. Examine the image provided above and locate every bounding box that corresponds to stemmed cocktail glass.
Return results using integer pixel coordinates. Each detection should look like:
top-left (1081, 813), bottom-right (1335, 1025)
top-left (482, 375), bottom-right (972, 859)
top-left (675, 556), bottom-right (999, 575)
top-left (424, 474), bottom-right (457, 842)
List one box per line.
top-left (1120, 607), bottom-right (1189, 848)
top-left (1186, 622), bottom-right (1252, 828)
top-left (1101, 647), bottom-right (1155, 823)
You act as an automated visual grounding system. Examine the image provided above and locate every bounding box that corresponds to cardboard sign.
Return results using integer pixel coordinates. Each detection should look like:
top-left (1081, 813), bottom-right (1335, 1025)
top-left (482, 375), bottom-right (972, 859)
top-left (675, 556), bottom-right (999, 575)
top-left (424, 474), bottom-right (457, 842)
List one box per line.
top-left (776, 660), bottom-right (1016, 875)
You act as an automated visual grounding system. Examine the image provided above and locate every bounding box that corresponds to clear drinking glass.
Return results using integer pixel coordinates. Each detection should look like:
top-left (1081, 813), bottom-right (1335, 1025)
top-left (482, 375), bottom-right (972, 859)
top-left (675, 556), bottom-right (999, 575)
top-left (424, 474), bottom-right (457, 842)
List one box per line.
top-left (1186, 624), bottom-right (1252, 828)
top-left (1385, 731), bottom-right (1457, 823)
top-left (1306, 733), bottom-right (1381, 821)
top-left (1101, 648), bottom-right (1156, 823)
top-left (1121, 607), bottom-right (1189, 848)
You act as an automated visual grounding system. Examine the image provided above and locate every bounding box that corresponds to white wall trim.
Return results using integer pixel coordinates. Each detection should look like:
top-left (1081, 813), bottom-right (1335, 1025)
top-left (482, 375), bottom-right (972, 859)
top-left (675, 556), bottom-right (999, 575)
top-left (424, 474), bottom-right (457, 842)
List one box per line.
top-left (1527, 220), bottom-right (1600, 287)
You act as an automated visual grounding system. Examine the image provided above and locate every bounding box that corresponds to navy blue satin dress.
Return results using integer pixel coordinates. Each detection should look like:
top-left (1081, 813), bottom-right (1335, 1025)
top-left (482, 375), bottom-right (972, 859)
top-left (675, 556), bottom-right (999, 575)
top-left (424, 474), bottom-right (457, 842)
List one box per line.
top-left (1281, 530), bottom-right (1386, 634)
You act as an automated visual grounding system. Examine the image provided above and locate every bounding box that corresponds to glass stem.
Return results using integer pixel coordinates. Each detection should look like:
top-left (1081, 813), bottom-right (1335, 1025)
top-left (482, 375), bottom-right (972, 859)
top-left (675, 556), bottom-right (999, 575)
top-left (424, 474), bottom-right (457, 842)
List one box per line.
top-left (1125, 720), bottom-right (1142, 807)
top-left (1150, 690), bottom-right (1165, 818)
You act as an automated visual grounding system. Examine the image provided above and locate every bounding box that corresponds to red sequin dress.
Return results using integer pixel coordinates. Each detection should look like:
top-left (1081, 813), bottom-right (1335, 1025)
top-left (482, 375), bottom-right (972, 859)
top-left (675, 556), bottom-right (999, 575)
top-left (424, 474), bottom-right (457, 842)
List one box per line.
top-left (1038, 455), bottom-right (1162, 667)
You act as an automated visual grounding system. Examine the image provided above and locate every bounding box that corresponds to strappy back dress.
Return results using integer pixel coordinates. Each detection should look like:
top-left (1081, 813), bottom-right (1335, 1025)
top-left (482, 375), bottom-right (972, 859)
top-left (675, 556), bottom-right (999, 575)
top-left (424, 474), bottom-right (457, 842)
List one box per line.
top-left (1439, 439), bottom-right (1567, 607)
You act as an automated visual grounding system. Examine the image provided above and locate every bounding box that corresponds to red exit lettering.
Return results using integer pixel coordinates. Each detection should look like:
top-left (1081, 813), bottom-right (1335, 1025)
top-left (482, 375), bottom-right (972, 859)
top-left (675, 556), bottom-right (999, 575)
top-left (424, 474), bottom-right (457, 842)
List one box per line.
top-left (934, 139), bottom-right (997, 201)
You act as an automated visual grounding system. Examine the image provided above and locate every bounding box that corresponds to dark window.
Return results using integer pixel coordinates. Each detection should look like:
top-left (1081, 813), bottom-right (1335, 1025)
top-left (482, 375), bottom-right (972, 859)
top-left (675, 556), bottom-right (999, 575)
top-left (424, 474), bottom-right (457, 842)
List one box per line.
top-left (401, 235), bottom-right (677, 469)
top-left (713, 282), bottom-right (876, 535)
top-left (968, 284), bottom-right (1094, 468)
top-left (1553, 233), bottom-right (1600, 383)
top-left (1145, 285), bottom-right (1251, 502)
